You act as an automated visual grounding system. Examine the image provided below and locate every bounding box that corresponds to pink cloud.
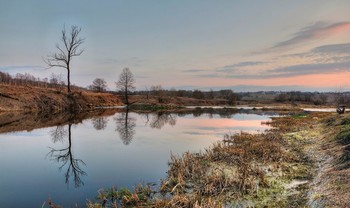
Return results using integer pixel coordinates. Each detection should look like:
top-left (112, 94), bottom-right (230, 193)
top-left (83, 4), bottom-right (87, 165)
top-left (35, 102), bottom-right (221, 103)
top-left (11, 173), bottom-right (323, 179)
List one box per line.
top-left (271, 22), bottom-right (350, 50)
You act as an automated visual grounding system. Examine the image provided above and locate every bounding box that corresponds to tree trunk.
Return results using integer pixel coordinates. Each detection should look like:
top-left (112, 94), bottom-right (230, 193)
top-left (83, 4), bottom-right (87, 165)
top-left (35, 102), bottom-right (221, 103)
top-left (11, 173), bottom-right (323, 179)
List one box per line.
top-left (125, 85), bottom-right (129, 106)
top-left (67, 68), bottom-right (71, 93)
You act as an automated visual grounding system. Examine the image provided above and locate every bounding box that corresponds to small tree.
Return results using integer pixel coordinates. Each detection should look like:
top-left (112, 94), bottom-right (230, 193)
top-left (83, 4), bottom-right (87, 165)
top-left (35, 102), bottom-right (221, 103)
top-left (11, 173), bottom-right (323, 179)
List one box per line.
top-left (90, 78), bottom-right (107, 92)
top-left (207, 89), bottom-right (215, 100)
top-left (116, 67), bottom-right (135, 106)
top-left (220, 89), bottom-right (237, 105)
top-left (193, 89), bottom-right (204, 100)
top-left (151, 84), bottom-right (165, 103)
top-left (50, 73), bottom-right (64, 91)
top-left (45, 25), bottom-right (85, 93)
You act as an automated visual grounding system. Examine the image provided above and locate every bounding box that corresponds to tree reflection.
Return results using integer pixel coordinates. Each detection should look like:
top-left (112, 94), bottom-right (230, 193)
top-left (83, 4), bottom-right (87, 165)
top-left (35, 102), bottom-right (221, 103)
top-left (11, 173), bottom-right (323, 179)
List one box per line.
top-left (50, 125), bottom-right (67, 143)
top-left (140, 112), bottom-right (177, 129)
top-left (47, 124), bottom-right (86, 188)
top-left (148, 112), bottom-right (177, 129)
top-left (92, 117), bottom-right (108, 130)
top-left (114, 110), bottom-right (136, 145)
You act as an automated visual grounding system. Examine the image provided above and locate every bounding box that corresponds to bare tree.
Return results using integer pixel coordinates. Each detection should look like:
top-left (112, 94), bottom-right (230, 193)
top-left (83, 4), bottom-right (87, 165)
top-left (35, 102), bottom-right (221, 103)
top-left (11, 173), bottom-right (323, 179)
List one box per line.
top-left (50, 73), bottom-right (64, 91)
top-left (50, 125), bottom-right (67, 143)
top-left (47, 124), bottom-right (86, 187)
top-left (45, 25), bottom-right (85, 93)
top-left (148, 112), bottom-right (177, 129)
top-left (116, 67), bottom-right (135, 106)
top-left (151, 84), bottom-right (164, 103)
top-left (92, 117), bottom-right (108, 130)
top-left (193, 89), bottom-right (204, 100)
top-left (114, 110), bottom-right (136, 145)
top-left (89, 78), bottom-right (107, 92)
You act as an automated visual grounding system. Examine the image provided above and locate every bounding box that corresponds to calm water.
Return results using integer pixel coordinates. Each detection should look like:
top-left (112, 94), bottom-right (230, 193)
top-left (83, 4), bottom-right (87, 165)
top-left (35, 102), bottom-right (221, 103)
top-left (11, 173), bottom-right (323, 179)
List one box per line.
top-left (0, 109), bottom-right (275, 207)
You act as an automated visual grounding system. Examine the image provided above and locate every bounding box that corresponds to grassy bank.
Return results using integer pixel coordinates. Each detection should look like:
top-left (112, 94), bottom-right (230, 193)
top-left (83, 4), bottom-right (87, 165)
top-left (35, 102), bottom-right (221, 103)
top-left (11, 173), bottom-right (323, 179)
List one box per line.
top-left (0, 84), bottom-right (122, 112)
top-left (74, 111), bottom-right (350, 208)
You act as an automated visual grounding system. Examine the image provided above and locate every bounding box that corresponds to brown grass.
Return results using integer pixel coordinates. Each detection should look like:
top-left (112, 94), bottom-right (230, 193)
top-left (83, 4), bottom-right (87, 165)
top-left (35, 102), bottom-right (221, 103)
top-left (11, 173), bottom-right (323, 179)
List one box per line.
top-left (0, 84), bottom-right (122, 112)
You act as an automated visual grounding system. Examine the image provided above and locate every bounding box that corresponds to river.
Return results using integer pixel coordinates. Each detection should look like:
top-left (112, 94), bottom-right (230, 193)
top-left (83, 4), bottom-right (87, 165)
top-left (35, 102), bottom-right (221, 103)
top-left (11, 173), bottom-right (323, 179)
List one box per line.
top-left (0, 108), bottom-right (276, 207)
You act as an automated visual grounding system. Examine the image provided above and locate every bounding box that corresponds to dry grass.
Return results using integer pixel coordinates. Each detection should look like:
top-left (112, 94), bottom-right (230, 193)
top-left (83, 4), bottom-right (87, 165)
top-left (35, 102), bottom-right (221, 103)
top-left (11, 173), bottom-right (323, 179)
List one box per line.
top-left (82, 112), bottom-right (350, 207)
top-left (85, 129), bottom-right (297, 207)
top-left (0, 84), bottom-right (122, 112)
top-left (314, 114), bottom-right (350, 207)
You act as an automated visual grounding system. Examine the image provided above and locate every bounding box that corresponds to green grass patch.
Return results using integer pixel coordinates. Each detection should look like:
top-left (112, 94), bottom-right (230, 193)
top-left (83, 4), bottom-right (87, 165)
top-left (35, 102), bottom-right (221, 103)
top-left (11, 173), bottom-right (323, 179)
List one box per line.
top-left (335, 127), bottom-right (350, 145)
top-left (129, 104), bottom-right (183, 111)
top-left (340, 117), bottom-right (350, 125)
top-left (291, 112), bottom-right (308, 119)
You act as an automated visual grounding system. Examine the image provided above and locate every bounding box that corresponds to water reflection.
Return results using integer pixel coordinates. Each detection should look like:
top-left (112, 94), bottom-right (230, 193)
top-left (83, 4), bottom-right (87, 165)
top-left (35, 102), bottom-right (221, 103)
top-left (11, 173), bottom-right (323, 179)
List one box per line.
top-left (50, 125), bottom-right (67, 143)
top-left (92, 117), bottom-right (108, 130)
top-left (47, 124), bottom-right (86, 188)
top-left (0, 108), bottom-right (277, 207)
top-left (114, 109), bottom-right (136, 145)
top-left (141, 112), bottom-right (177, 129)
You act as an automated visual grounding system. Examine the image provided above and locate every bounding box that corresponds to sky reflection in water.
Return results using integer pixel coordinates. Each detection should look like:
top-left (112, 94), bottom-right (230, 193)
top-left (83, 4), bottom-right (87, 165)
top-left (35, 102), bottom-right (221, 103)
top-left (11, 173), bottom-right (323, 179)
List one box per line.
top-left (0, 110), bottom-right (275, 207)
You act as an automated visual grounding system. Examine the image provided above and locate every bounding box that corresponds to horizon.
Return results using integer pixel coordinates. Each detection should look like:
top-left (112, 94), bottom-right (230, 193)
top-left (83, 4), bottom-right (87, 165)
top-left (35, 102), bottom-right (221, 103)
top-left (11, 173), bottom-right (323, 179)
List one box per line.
top-left (1, 1), bottom-right (350, 91)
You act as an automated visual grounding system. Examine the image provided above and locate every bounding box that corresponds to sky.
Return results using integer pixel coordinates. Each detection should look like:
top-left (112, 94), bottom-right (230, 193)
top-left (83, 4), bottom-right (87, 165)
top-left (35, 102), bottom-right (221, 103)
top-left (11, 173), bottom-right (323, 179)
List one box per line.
top-left (1, 0), bottom-right (350, 92)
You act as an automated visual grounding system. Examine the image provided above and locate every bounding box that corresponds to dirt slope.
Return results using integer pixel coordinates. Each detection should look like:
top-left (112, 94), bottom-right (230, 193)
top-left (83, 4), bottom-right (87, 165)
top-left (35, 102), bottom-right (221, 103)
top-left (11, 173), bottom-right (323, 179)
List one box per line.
top-left (0, 84), bottom-right (122, 112)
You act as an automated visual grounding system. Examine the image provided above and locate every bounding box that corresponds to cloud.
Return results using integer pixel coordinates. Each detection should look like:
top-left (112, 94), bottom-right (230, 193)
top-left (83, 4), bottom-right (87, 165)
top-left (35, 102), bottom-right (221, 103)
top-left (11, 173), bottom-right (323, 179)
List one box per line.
top-left (311, 43), bottom-right (350, 54)
top-left (267, 61), bottom-right (350, 77)
top-left (0, 65), bottom-right (45, 72)
top-left (224, 61), bottom-right (265, 68)
top-left (181, 41), bottom-right (350, 80)
top-left (181, 69), bottom-right (207, 73)
top-left (185, 61), bottom-right (266, 78)
top-left (171, 85), bottom-right (332, 92)
top-left (217, 61), bottom-right (266, 73)
top-left (284, 42), bottom-right (350, 63)
top-left (182, 62), bottom-right (266, 77)
top-left (186, 58), bottom-right (350, 80)
top-left (270, 22), bottom-right (350, 50)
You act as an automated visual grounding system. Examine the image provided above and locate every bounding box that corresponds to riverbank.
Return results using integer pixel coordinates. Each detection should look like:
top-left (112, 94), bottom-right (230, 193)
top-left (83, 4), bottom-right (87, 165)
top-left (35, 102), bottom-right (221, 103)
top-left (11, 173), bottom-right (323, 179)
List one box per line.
top-left (0, 84), bottom-right (122, 112)
top-left (83, 111), bottom-right (349, 207)
top-left (0, 108), bottom-right (123, 133)
top-left (1, 84), bottom-right (337, 114)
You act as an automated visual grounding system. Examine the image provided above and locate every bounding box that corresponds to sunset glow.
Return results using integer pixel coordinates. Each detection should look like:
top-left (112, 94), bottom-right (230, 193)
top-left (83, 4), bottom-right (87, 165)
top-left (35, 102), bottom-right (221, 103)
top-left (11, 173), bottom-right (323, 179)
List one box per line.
top-left (1, 1), bottom-right (350, 91)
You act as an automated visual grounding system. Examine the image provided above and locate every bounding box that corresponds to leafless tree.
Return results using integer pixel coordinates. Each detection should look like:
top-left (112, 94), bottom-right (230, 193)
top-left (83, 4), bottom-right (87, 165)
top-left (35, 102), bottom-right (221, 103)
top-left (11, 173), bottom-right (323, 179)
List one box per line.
top-left (207, 89), bottom-right (215, 100)
top-left (149, 112), bottom-right (177, 129)
top-left (92, 117), bottom-right (108, 130)
top-left (0, 71), bottom-right (11, 84)
top-left (220, 89), bottom-right (237, 105)
top-left (193, 89), bottom-right (204, 100)
top-left (116, 67), bottom-right (135, 106)
top-left (114, 110), bottom-right (136, 145)
top-left (50, 73), bottom-right (65, 91)
top-left (50, 125), bottom-right (67, 143)
top-left (45, 25), bottom-right (85, 93)
top-left (151, 84), bottom-right (165, 103)
top-left (89, 78), bottom-right (107, 92)
top-left (144, 86), bottom-right (150, 100)
top-left (47, 124), bottom-right (86, 187)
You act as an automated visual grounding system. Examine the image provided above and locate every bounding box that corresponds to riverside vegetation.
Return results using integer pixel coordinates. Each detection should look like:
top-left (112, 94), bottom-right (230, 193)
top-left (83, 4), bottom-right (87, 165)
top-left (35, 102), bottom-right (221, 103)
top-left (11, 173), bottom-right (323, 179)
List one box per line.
top-left (55, 111), bottom-right (349, 208)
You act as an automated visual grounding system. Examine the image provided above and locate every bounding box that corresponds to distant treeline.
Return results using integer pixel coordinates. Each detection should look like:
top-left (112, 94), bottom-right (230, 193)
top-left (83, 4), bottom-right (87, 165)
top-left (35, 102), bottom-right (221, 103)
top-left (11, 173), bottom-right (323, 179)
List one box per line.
top-left (232, 90), bottom-right (349, 106)
top-left (0, 71), bottom-right (84, 91)
top-left (134, 88), bottom-right (239, 104)
top-left (1, 70), bottom-right (349, 106)
top-left (273, 91), bottom-right (350, 106)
